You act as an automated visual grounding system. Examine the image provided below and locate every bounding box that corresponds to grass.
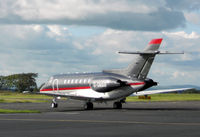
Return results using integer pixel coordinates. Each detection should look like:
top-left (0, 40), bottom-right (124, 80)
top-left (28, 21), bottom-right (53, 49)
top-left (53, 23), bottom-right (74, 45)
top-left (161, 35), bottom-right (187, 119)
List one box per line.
top-left (0, 98), bottom-right (49, 103)
top-left (0, 92), bottom-right (52, 99)
top-left (126, 93), bottom-right (200, 102)
top-left (1, 91), bottom-right (200, 103)
top-left (0, 109), bottom-right (40, 113)
top-left (0, 91), bottom-right (52, 103)
top-left (0, 92), bottom-right (200, 113)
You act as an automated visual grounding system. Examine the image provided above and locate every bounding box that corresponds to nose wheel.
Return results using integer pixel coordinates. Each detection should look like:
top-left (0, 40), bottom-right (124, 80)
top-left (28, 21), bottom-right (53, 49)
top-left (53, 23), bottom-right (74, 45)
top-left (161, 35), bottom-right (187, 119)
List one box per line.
top-left (51, 102), bottom-right (58, 108)
top-left (51, 97), bottom-right (58, 108)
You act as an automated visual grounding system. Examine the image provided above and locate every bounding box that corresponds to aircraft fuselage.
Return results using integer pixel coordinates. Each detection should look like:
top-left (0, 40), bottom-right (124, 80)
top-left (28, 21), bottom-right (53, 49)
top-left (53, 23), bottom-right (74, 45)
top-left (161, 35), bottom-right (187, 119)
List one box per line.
top-left (40, 72), bottom-right (146, 102)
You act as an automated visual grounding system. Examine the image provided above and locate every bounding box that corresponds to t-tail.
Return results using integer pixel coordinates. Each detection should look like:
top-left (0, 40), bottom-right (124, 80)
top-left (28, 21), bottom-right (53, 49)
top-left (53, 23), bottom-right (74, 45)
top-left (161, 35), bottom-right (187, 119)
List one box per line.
top-left (122, 38), bottom-right (162, 80)
top-left (103, 38), bottom-right (183, 80)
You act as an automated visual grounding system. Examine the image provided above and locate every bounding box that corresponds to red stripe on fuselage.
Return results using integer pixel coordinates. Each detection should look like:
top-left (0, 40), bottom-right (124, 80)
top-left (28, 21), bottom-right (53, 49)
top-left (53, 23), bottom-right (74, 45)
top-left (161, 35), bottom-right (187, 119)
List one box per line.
top-left (40, 86), bottom-right (91, 92)
top-left (40, 82), bottom-right (145, 92)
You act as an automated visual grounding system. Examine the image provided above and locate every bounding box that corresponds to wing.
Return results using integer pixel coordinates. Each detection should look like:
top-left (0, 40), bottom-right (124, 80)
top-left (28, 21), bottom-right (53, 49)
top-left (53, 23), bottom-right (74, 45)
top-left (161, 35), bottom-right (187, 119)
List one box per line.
top-left (132, 88), bottom-right (192, 96)
top-left (38, 92), bottom-right (94, 101)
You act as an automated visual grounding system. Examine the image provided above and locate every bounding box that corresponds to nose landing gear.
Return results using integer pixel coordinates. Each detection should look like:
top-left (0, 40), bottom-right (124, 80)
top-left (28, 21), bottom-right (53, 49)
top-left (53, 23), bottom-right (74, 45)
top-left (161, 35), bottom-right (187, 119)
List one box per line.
top-left (51, 97), bottom-right (58, 108)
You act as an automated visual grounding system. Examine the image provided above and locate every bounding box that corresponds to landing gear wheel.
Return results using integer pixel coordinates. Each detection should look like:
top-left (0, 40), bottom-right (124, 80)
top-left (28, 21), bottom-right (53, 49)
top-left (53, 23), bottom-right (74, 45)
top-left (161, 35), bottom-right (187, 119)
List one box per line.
top-left (84, 102), bottom-right (93, 110)
top-left (51, 97), bottom-right (58, 108)
top-left (51, 102), bottom-right (58, 108)
top-left (113, 102), bottom-right (122, 109)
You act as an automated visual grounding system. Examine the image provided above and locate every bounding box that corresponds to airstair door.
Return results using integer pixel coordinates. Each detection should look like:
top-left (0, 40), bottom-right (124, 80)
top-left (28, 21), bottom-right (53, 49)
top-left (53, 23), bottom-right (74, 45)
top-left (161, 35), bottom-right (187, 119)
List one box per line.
top-left (52, 79), bottom-right (59, 93)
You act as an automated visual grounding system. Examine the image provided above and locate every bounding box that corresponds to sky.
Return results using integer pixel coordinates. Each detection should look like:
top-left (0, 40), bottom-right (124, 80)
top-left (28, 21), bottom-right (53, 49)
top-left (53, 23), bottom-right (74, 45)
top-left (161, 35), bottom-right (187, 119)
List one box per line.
top-left (0, 0), bottom-right (200, 87)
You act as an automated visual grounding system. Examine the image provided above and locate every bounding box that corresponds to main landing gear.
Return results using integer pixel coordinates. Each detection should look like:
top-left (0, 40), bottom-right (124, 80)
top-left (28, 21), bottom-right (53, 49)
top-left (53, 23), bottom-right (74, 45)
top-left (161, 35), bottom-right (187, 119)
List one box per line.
top-left (84, 102), bottom-right (94, 110)
top-left (113, 102), bottom-right (122, 109)
top-left (113, 98), bottom-right (126, 109)
top-left (51, 97), bottom-right (58, 108)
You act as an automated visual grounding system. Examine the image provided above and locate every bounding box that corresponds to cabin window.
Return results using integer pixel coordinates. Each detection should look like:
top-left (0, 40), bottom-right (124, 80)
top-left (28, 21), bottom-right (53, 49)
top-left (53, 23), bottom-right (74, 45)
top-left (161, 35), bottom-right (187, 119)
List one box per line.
top-left (88, 79), bottom-right (91, 83)
top-left (64, 80), bottom-right (66, 84)
top-left (71, 79), bottom-right (74, 84)
top-left (67, 80), bottom-right (70, 84)
top-left (79, 79), bottom-right (82, 83)
top-left (75, 79), bottom-right (78, 84)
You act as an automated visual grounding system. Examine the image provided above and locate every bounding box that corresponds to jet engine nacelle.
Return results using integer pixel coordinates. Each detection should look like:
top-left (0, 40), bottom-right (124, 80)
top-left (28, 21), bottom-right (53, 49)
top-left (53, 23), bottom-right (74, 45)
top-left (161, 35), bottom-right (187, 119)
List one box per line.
top-left (90, 77), bottom-right (123, 93)
top-left (139, 78), bottom-right (157, 91)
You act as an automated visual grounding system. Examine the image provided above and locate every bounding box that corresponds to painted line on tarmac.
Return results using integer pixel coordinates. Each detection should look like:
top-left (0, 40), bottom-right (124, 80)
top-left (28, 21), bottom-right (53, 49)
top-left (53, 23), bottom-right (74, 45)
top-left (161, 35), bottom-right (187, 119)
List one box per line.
top-left (0, 118), bottom-right (200, 126)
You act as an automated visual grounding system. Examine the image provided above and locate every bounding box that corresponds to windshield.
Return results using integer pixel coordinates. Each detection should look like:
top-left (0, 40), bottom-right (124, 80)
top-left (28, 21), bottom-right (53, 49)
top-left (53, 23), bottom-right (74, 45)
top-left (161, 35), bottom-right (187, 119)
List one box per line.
top-left (46, 76), bottom-right (53, 85)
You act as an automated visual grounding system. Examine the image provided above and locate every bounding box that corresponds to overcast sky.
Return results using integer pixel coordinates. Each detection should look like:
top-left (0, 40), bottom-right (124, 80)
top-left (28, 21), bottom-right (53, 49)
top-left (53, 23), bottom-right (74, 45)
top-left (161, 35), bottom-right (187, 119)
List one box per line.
top-left (0, 0), bottom-right (200, 86)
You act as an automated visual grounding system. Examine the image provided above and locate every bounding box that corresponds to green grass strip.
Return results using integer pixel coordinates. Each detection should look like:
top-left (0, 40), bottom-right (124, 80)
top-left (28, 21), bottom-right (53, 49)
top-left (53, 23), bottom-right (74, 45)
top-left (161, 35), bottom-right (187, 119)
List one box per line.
top-left (0, 98), bottom-right (49, 103)
top-left (0, 109), bottom-right (40, 113)
top-left (127, 93), bottom-right (200, 102)
top-left (0, 91), bottom-right (52, 103)
top-left (0, 92), bottom-right (52, 99)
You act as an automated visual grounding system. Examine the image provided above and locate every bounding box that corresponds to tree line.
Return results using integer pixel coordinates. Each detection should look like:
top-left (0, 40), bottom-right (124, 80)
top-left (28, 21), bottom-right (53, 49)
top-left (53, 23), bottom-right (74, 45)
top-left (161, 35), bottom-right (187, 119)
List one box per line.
top-left (0, 73), bottom-right (38, 92)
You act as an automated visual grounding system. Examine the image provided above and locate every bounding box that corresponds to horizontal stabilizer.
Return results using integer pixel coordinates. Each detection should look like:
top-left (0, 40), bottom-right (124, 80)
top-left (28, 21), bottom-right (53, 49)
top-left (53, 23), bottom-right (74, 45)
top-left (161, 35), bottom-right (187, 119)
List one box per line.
top-left (118, 51), bottom-right (184, 55)
top-left (132, 88), bottom-right (192, 96)
top-left (118, 51), bottom-right (160, 55)
top-left (159, 51), bottom-right (184, 54)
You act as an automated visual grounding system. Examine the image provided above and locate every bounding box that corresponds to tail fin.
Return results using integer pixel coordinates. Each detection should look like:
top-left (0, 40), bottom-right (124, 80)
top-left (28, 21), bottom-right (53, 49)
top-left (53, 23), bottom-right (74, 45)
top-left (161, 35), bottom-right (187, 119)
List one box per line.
top-left (124, 38), bottom-right (163, 80)
top-left (103, 38), bottom-right (163, 80)
top-left (144, 38), bottom-right (163, 52)
top-left (103, 38), bottom-right (183, 80)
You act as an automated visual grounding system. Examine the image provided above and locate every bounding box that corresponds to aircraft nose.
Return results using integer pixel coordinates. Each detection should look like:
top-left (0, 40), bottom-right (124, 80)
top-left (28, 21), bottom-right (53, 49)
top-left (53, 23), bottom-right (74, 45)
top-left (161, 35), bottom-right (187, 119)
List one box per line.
top-left (40, 83), bottom-right (47, 92)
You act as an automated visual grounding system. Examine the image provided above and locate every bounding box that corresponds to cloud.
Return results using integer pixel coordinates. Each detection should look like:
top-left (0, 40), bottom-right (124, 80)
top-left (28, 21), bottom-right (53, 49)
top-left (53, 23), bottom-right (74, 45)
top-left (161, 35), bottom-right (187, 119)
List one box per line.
top-left (172, 71), bottom-right (186, 79)
top-left (184, 12), bottom-right (200, 26)
top-left (162, 31), bottom-right (200, 39)
top-left (75, 8), bottom-right (185, 31)
top-left (12, 0), bottom-right (157, 20)
top-left (0, 24), bottom-right (110, 84)
top-left (46, 25), bottom-right (71, 42)
top-left (0, 0), bottom-right (199, 87)
top-left (150, 62), bottom-right (200, 85)
top-left (0, 0), bottom-right (186, 31)
top-left (170, 70), bottom-right (200, 84)
top-left (82, 29), bottom-right (200, 66)
top-left (165, 0), bottom-right (200, 11)
top-left (79, 29), bottom-right (200, 85)
top-left (0, 25), bottom-right (199, 86)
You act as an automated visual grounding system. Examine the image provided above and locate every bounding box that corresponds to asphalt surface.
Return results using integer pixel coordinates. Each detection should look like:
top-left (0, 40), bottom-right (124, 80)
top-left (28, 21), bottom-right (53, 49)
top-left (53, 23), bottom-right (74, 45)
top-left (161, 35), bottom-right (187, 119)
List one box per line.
top-left (0, 100), bottom-right (200, 137)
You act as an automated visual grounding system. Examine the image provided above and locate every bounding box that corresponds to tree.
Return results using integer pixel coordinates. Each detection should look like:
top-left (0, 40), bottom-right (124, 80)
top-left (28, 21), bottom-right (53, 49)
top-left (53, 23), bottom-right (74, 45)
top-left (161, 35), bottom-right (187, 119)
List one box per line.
top-left (0, 76), bottom-right (4, 89)
top-left (0, 73), bottom-right (38, 92)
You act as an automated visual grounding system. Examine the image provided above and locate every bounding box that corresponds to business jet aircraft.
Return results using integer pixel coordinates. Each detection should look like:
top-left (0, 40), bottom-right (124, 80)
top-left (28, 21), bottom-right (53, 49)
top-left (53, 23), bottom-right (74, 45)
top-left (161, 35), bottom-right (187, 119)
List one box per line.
top-left (40, 38), bottom-right (188, 110)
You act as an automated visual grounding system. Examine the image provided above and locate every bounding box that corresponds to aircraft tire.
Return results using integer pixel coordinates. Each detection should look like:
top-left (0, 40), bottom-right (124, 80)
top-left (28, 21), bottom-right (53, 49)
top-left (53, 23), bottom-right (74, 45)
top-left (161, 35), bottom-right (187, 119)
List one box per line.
top-left (113, 102), bottom-right (122, 109)
top-left (51, 102), bottom-right (58, 108)
top-left (84, 102), bottom-right (93, 110)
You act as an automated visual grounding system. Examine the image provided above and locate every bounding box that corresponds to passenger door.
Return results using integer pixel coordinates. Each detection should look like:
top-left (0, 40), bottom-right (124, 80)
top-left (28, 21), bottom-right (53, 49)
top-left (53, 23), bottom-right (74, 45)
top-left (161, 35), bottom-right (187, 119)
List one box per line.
top-left (52, 79), bottom-right (59, 93)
